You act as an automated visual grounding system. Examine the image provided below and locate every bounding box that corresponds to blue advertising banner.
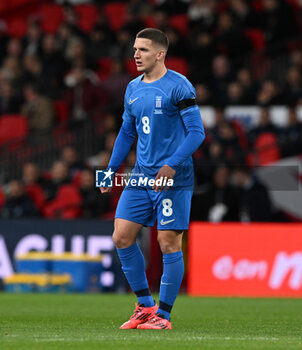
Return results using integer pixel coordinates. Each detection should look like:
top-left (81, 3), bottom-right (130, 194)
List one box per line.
top-left (0, 219), bottom-right (126, 292)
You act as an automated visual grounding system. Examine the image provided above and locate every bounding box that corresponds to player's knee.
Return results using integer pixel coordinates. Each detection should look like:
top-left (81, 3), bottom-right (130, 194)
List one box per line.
top-left (157, 236), bottom-right (180, 254)
top-left (112, 230), bottom-right (134, 249)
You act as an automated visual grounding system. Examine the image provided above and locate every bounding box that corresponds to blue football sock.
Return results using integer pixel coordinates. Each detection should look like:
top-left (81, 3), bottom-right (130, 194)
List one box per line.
top-left (117, 243), bottom-right (154, 307)
top-left (157, 251), bottom-right (184, 320)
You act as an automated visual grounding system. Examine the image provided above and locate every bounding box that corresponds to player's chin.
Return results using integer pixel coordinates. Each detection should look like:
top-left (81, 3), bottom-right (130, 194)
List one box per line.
top-left (136, 66), bottom-right (144, 72)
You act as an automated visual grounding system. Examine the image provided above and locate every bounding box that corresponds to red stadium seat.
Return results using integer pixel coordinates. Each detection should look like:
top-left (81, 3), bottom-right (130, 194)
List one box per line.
top-left (54, 100), bottom-right (69, 124)
top-left (251, 0), bottom-right (263, 11)
top-left (245, 29), bottom-right (265, 52)
top-left (103, 2), bottom-right (126, 32)
top-left (43, 184), bottom-right (82, 219)
top-left (165, 57), bottom-right (188, 76)
top-left (75, 4), bottom-right (98, 33)
top-left (169, 14), bottom-right (188, 37)
top-left (143, 16), bottom-right (156, 28)
top-left (6, 16), bottom-right (27, 37)
top-left (251, 132), bottom-right (281, 166)
top-left (0, 115), bottom-right (28, 145)
top-left (0, 187), bottom-right (5, 211)
top-left (39, 4), bottom-right (64, 33)
top-left (97, 57), bottom-right (113, 80)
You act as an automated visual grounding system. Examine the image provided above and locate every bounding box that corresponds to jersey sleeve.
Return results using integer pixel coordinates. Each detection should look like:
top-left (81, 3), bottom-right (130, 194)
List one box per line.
top-left (172, 77), bottom-right (196, 106)
top-left (165, 77), bottom-right (205, 169)
top-left (122, 84), bottom-right (135, 123)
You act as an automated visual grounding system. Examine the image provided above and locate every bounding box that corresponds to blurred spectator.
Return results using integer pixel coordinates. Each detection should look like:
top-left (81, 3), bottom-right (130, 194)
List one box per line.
top-left (0, 56), bottom-right (23, 83)
top-left (152, 9), bottom-right (170, 32)
top-left (216, 11), bottom-right (251, 62)
top-left (187, 0), bottom-right (217, 33)
top-left (0, 20), bottom-right (9, 64)
top-left (104, 131), bottom-right (118, 153)
top-left (0, 79), bottom-right (23, 114)
top-left (191, 164), bottom-right (240, 221)
top-left (61, 145), bottom-right (86, 177)
top-left (22, 20), bottom-right (42, 56)
top-left (39, 33), bottom-right (67, 98)
top-left (124, 149), bottom-right (137, 174)
top-left (194, 140), bottom-right (226, 186)
top-left (195, 83), bottom-right (214, 105)
top-left (21, 84), bottom-right (55, 142)
top-left (65, 37), bottom-right (97, 71)
top-left (79, 168), bottom-right (110, 218)
top-left (282, 66), bottom-right (302, 106)
top-left (86, 25), bottom-right (113, 60)
top-left (56, 23), bottom-right (76, 57)
top-left (256, 79), bottom-right (284, 106)
top-left (289, 49), bottom-right (302, 71)
top-left (102, 59), bottom-right (131, 107)
top-left (215, 121), bottom-right (244, 163)
top-left (6, 38), bottom-right (23, 62)
top-left (0, 180), bottom-right (39, 218)
top-left (64, 66), bottom-right (110, 124)
top-left (279, 108), bottom-right (302, 157)
top-left (189, 31), bottom-right (217, 82)
top-left (111, 29), bottom-right (136, 60)
top-left (22, 162), bottom-right (51, 190)
top-left (261, 0), bottom-right (297, 54)
top-left (21, 54), bottom-right (45, 88)
top-left (157, 0), bottom-right (188, 15)
top-left (122, 9), bottom-right (145, 38)
top-left (102, 112), bottom-right (119, 133)
top-left (226, 82), bottom-right (244, 105)
top-left (232, 166), bottom-right (273, 222)
top-left (47, 160), bottom-right (72, 200)
top-left (247, 108), bottom-right (279, 145)
top-left (209, 55), bottom-right (233, 106)
top-left (206, 107), bottom-right (226, 139)
top-left (98, 150), bottom-right (111, 168)
top-left (127, 0), bottom-right (152, 18)
top-left (62, 4), bottom-right (86, 38)
top-left (236, 68), bottom-right (258, 104)
top-left (228, 0), bottom-right (260, 29)
top-left (165, 27), bottom-right (185, 57)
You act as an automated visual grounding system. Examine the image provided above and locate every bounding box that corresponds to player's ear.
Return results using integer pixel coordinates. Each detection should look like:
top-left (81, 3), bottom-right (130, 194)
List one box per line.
top-left (157, 50), bottom-right (166, 61)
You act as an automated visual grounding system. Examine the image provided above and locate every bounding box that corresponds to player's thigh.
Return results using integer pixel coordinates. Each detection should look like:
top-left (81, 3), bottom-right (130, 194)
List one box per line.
top-left (115, 187), bottom-right (156, 242)
top-left (156, 188), bottom-right (193, 231)
top-left (113, 218), bottom-right (143, 248)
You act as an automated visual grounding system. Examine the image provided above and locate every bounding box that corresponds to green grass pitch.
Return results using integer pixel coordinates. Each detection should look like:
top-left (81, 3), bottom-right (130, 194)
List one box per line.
top-left (0, 293), bottom-right (302, 350)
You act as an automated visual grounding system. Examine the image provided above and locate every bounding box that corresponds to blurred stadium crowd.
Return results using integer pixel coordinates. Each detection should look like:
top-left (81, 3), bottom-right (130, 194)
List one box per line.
top-left (0, 0), bottom-right (301, 222)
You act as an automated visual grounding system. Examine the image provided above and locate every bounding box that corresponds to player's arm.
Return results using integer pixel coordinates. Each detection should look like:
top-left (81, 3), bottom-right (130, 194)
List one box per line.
top-left (167, 99), bottom-right (205, 168)
top-left (154, 99), bottom-right (205, 192)
top-left (100, 119), bottom-right (136, 193)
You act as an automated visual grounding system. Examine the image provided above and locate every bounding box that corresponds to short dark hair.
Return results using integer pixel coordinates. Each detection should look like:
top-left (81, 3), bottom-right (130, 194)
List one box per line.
top-left (136, 28), bottom-right (169, 51)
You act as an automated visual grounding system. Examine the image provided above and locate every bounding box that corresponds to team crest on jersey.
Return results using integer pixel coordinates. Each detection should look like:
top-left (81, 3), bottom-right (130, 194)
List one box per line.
top-left (155, 96), bottom-right (163, 114)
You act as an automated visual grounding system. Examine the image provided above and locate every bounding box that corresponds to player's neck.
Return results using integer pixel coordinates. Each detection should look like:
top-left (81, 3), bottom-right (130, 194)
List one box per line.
top-left (142, 65), bottom-right (167, 83)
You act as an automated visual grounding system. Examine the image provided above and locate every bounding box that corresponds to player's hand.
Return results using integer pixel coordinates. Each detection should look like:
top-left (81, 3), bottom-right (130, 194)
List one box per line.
top-left (100, 187), bottom-right (112, 193)
top-left (153, 165), bottom-right (176, 193)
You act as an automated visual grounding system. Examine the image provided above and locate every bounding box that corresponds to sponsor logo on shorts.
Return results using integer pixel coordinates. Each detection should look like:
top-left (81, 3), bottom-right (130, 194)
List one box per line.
top-left (160, 219), bottom-right (175, 226)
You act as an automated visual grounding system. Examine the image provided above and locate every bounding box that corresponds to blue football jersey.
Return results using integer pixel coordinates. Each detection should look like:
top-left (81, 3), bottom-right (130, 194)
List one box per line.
top-left (122, 69), bottom-right (201, 188)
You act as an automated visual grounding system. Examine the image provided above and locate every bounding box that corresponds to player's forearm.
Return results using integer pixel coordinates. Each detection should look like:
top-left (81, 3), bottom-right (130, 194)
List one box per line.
top-left (166, 130), bottom-right (204, 169)
top-left (107, 121), bottom-right (136, 174)
top-left (166, 107), bottom-right (205, 169)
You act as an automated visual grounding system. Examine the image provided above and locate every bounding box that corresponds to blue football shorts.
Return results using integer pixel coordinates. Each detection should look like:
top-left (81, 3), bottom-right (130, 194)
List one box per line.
top-left (115, 186), bottom-right (193, 230)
